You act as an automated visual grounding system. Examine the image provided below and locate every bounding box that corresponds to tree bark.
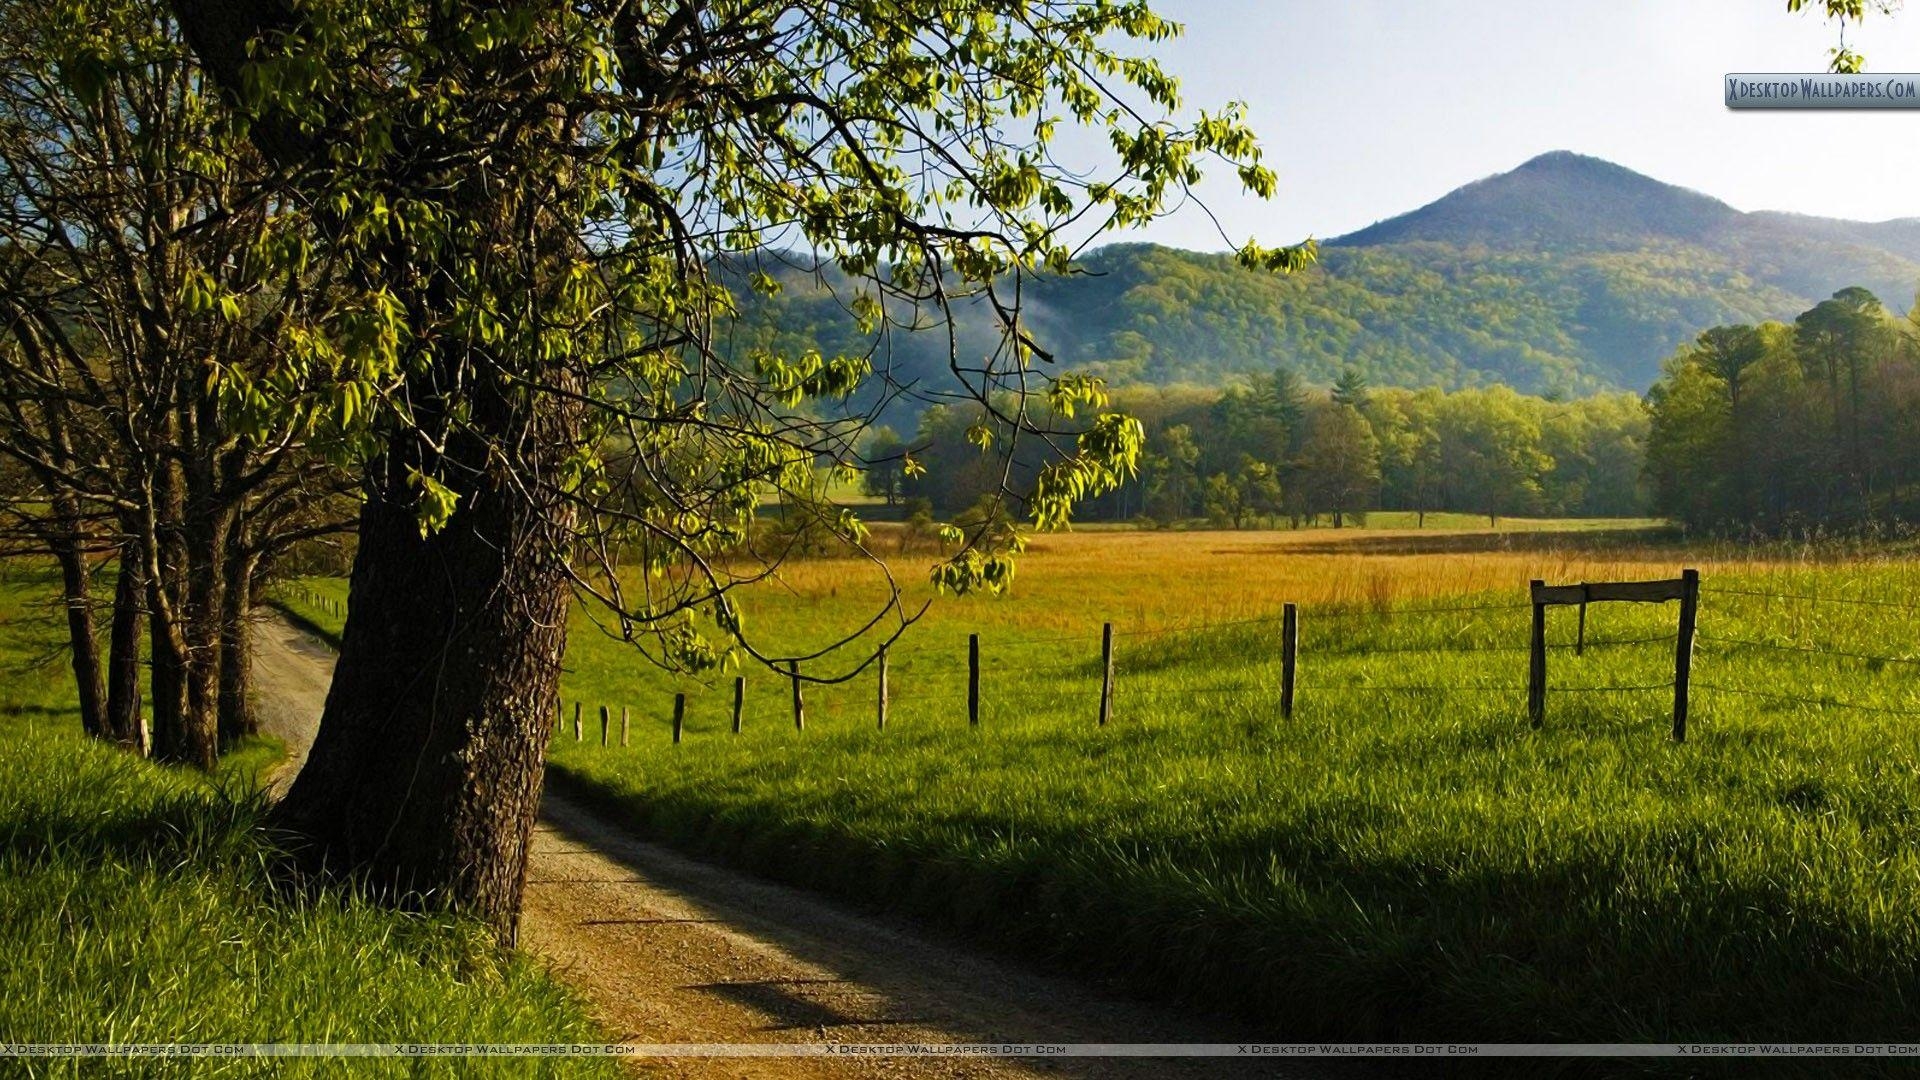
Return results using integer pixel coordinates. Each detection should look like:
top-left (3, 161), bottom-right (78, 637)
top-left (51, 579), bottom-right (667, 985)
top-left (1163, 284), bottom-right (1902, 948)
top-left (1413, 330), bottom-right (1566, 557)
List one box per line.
top-left (51, 515), bottom-right (107, 739)
top-left (147, 595), bottom-right (195, 763)
top-left (106, 542), bottom-right (145, 751)
top-left (218, 542), bottom-right (258, 746)
top-left (171, 0), bottom-right (582, 939)
top-left (276, 387), bottom-right (577, 941)
top-left (146, 453), bottom-right (217, 769)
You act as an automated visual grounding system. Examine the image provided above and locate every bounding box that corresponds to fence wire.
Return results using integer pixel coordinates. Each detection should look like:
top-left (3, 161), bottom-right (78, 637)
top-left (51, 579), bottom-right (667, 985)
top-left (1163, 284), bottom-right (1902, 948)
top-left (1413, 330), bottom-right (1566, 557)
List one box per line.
top-left (1705, 585), bottom-right (1920, 613)
top-left (1699, 632), bottom-right (1920, 669)
top-left (550, 578), bottom-right (1920, 740)
top-left (1694, 682), bottom-right (1920, 719)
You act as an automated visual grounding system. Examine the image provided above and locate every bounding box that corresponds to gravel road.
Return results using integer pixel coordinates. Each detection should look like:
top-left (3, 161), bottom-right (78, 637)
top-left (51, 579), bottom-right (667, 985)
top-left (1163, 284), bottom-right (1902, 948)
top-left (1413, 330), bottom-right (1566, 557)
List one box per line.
top-left (249, 610), bottom-right (1329, 1079)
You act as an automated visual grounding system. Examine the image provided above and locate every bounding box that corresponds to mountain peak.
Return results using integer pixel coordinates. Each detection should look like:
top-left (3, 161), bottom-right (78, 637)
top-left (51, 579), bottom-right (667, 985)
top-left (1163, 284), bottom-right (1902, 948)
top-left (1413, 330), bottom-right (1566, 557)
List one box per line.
top-left (1331, 151), bottom-right (1739, 250)
top-left (1515, 149), bottom-right (1615, 171)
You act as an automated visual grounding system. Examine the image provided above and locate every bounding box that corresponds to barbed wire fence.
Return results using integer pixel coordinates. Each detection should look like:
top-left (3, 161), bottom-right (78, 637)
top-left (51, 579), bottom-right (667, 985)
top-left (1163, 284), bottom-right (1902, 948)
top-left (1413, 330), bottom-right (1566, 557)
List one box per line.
top-left (1694, 583), bottom-right (1920, 719)
top-left (277, 574), bottom-right (1920, 746)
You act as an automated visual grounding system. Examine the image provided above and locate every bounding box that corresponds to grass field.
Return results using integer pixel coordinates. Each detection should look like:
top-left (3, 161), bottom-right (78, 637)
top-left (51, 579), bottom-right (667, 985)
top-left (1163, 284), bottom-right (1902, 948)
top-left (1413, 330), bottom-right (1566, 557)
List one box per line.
top-left (278, 523), bottom-right (1920, 1049)
top-left (0, 571), bottom-right (618, 1078)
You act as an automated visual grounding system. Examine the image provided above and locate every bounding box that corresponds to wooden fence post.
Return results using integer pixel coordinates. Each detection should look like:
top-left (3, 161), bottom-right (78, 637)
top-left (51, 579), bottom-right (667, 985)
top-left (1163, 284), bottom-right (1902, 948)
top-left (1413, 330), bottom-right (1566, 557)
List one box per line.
top-left (968, 633), bottom-right (980, 727)
top-left (1098, 623), bottom-right (1114, 727)
top-left (1575, 588), bottom-right (1588, 656)
top-left (876, 644), bottom-right (889, 731)
top-left (672, 693), bottom-right (685, 745)
top-left (1672, 567), bottom-right (1699, 743)
top-left (1528, 580), bottom-right (1547, 728)
top-left (732, 676), bottom-right (745, 734)
top-left (620, 706), bottom-right (629, 747)
top-left (789, 661), bottom-right (804, 732)
top-left (599, 705), bottom-right (609, 747)
top-left (573, 701), bottom-right (582, 741)
top-left (1281, 603), bottom-right (1298, 720)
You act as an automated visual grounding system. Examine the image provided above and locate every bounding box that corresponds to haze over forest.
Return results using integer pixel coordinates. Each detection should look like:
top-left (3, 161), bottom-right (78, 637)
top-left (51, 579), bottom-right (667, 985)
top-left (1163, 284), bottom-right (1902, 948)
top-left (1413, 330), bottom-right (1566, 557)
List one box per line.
top-left (734, 151), bottom-right (1920, 400)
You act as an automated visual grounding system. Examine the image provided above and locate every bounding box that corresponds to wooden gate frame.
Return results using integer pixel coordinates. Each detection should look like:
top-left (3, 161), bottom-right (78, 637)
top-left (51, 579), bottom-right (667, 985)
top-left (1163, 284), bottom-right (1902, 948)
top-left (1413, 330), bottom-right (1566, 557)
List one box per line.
top-left (1528, 568), bottom-right (1699, 742)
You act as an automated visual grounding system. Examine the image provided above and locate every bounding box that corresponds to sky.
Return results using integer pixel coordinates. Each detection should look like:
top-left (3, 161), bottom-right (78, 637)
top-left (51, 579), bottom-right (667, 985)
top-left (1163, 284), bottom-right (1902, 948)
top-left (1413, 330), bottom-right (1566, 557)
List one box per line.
top-left (1107, 0), bottom-right (1920, 251)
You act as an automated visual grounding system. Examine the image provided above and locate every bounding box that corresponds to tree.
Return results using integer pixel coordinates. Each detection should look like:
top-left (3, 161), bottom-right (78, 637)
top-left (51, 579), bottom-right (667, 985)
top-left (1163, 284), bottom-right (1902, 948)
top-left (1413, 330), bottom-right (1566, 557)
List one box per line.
top-left (162, 0), bottom-right (1312, 936)
top-left (1142, 424), bottom-right (1202, 522)
top-left (1693, 326), bottom-right (1764, 412)
top-left (1365, 388), bottom-right (1442, 526)
top-left (1644, 351), bottom-right (1732, 528)
top-left (1796, 288), bottom-right (1886, 515)
top-left (1236, 457), bottom-right (1285, 526)
top-left (1786, 0), bottom-right (1896, 73)
top-left (0, 0), bottom-right (355, 764)
top-left (1295, 403), bottom-right (1379, 527)
top-left (1435, 388), bottom-right (1548, 526)
top-left (1251, 364), bottom-right (1308, 441)
top-left (1685, 325), bottom-right (1764, 519)
top-left (1331, 367), bottom-right (1370, 409)
top-left (1201, 471), bottom-right (1241, 527)
top-left (861, 428), bottom-right (908, 507)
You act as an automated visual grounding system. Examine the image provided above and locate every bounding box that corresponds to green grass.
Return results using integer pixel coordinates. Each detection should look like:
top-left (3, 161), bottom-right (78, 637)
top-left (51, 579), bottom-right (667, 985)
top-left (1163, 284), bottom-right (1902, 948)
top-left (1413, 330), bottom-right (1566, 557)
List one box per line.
top-left (277, 543), bottom-right (1920, 1052)
top-left (0, 571), bottom-right (618, 1078)
top-left (536, 561), bottom-right (1920, 1049)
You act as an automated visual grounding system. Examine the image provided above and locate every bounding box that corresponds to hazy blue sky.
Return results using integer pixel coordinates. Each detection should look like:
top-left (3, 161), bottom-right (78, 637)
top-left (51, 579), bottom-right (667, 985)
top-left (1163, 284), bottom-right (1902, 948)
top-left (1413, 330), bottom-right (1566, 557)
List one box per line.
top-left (1112, 0), bottom-right (1920, 251)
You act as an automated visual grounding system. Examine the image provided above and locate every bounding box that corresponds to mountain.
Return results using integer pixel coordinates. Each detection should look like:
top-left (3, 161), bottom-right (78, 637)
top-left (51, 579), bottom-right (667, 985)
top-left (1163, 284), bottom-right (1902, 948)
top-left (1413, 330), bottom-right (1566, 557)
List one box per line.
top-left (1334, 151), bottom-right (1742, 250)
top-left (732, 152), bottom-right (1920, 398)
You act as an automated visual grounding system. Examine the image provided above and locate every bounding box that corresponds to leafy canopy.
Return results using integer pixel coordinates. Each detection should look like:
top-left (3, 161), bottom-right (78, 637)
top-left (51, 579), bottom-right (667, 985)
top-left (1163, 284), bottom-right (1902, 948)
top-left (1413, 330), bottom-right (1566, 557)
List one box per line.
top-left (188, 0), bottom-right (1312, 671)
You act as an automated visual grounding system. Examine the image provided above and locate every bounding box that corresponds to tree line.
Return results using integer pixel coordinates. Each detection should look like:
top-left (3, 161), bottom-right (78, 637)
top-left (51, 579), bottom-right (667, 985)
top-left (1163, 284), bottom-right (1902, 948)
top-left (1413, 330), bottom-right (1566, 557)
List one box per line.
top-left (0, 0), bottom-right (354, 769)
top-left (1645, 286), bottom-right (1920, 532)
top-left (883, 371), bottom-right (1648, 527)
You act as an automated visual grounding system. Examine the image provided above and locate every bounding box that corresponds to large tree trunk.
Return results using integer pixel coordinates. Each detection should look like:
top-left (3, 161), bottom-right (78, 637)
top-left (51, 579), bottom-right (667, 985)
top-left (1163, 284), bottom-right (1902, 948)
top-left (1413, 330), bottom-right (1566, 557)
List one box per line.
top-left (275, 384), bottom-right (577, 942)
top-left (51, 515), bottom-right (106, 739)
top-left (171, 0), bottom-right (581, 939)
top-left (106, 543), bottom-right (145, 751)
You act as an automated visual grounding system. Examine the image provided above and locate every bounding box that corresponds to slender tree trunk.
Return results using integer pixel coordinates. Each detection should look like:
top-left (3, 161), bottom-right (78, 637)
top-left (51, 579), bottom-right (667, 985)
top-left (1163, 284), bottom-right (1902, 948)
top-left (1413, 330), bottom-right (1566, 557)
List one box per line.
top-left (218, 543), bottom-right (258, 746)
top-left (182, 569), bottom-right (225, 764)
top-left (181, 512), bottom-right (231, 756)
top-left (106, 542), bottom-right (145, 751)
top-left (146, 454), bottom-right (216, 769)
top-left (275, 383), bottom-right (578, 942)
top-left (51, 516), bottom-right (107, 738)
top-left (147, 593), bottom-right (194, 763)
top-left (175, 389), bottom-right (233, 761)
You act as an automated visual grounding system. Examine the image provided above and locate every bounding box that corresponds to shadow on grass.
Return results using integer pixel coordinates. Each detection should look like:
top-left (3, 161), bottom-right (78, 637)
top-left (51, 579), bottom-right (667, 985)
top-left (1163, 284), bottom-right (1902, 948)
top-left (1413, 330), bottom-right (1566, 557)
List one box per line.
top-left (0, 784), bottom-right (274, 870)
top-left (0, 703), bottom-right (79, 717)
top-left (547, 757), bottom-right (1920, 1063)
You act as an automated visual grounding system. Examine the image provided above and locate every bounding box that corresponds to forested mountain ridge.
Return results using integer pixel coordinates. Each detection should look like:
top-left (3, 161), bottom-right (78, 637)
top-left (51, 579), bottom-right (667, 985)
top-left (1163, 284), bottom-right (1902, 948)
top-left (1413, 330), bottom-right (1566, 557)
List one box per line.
top-left (731, 152), bottom-right (1920, 398)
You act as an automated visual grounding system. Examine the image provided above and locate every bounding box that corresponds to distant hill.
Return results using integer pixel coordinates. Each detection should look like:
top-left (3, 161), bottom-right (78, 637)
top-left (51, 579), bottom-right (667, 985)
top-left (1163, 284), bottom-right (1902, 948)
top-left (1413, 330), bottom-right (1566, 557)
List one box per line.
top-left (730, 151), bottom-right (1920, 398)
top-left (1335, 151), bottom-right (1742, 250)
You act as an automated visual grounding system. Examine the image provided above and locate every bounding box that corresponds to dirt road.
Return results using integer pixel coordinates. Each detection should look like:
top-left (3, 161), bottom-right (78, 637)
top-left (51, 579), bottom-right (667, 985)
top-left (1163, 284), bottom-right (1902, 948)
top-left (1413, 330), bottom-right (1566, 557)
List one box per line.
top-left (249, 611), bottom-right (335, 797)
top-left (249, 611), bottom-right (1320, 1079)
